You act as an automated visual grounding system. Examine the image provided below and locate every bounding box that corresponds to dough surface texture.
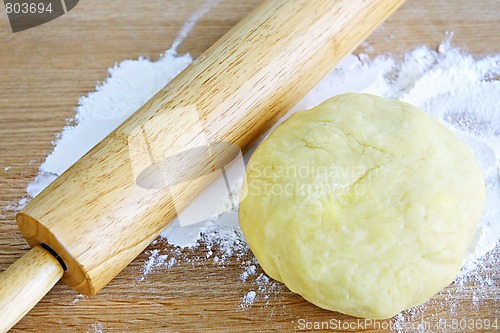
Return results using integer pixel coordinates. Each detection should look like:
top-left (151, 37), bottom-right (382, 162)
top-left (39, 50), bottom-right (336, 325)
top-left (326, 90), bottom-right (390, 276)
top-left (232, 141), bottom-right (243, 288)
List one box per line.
top-left (238, 93), bottom-right (485, 319)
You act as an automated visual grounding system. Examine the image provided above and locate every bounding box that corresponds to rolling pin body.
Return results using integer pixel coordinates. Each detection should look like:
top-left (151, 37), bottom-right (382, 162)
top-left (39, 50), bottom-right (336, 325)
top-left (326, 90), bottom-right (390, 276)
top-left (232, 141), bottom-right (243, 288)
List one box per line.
top-left (2, 0), bottom-right (404, 330)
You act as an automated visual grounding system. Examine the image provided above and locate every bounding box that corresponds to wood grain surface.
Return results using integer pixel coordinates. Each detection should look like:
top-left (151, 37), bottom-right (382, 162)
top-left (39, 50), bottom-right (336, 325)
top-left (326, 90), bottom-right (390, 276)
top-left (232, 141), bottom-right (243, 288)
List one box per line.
top-left (0, 0), bottom-right (498, 332)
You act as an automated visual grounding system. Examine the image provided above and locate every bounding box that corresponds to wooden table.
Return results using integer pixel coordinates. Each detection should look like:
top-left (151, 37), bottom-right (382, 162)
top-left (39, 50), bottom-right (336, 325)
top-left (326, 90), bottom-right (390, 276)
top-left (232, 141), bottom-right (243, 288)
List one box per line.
top-left (0, 0), bottom-right (498, 332)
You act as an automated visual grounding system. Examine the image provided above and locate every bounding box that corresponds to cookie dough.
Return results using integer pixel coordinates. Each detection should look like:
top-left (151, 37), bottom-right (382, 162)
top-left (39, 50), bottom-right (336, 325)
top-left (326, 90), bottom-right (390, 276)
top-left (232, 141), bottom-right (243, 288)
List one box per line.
top-left (238, 93), bottom-right (485, 319)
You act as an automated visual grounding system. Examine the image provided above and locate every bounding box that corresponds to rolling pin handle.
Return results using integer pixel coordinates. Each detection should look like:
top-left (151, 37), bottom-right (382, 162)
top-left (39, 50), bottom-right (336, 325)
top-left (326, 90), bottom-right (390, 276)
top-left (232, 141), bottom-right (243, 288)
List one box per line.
top-left (0, 245), bottom-right (64, 332)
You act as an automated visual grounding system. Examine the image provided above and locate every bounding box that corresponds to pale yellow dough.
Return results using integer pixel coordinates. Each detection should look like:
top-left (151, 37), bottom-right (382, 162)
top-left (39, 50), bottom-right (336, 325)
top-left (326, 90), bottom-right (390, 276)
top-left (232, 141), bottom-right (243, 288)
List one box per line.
top-left (238, 93), bottom-right (485, 319)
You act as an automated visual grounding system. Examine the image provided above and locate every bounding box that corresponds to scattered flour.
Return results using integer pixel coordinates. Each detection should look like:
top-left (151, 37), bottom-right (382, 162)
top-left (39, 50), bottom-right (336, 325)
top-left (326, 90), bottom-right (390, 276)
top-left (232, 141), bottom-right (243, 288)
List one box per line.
top-left (71, 294), bottom-right (86, 304)
top-left (168, 0), bottom-right (221, 54)
top-left (19, 5), bottom-right (499, 328)
top-left (139, 249), bottom-right (168, 281)
top-left (89, 322), bottom-right (103, 333)
top-left (240, 264), bottom-right (256, 282)
top-left (241, 290), bottom-right (257, 308)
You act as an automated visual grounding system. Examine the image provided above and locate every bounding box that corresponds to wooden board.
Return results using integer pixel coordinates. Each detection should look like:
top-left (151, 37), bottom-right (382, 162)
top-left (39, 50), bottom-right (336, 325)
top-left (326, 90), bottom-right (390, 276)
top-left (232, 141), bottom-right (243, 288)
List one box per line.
top-left (0, 0), bottom-right (498, 332)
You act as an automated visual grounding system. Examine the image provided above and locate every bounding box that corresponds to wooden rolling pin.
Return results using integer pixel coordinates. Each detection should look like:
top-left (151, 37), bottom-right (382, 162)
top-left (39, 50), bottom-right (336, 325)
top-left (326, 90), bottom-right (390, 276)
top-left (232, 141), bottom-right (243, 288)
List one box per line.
top-left (0, 0), bottom-right (404, 331)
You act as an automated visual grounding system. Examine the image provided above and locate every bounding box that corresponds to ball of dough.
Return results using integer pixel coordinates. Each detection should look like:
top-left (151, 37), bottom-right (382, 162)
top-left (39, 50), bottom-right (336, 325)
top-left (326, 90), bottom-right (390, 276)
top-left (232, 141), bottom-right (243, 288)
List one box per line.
top-left (238, 93), bottom-right (485, 319)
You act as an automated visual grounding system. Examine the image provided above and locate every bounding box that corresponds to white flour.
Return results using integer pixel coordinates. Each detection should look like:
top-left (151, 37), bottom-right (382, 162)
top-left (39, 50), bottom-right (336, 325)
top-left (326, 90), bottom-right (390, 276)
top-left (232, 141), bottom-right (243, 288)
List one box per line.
top-left (20, 9), bottom-right (498, 330)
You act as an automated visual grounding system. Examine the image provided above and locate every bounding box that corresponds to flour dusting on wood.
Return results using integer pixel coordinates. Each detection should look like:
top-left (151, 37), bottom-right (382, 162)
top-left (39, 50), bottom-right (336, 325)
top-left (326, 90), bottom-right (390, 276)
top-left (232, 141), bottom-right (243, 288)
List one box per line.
top-left (24, 32), bottom-right (499, 331)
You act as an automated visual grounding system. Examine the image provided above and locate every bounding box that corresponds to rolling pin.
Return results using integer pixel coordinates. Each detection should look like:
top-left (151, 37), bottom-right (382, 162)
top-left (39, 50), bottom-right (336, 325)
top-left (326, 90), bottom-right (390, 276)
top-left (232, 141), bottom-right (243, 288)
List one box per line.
top-left (0, 0), bottom-right (404, 331)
